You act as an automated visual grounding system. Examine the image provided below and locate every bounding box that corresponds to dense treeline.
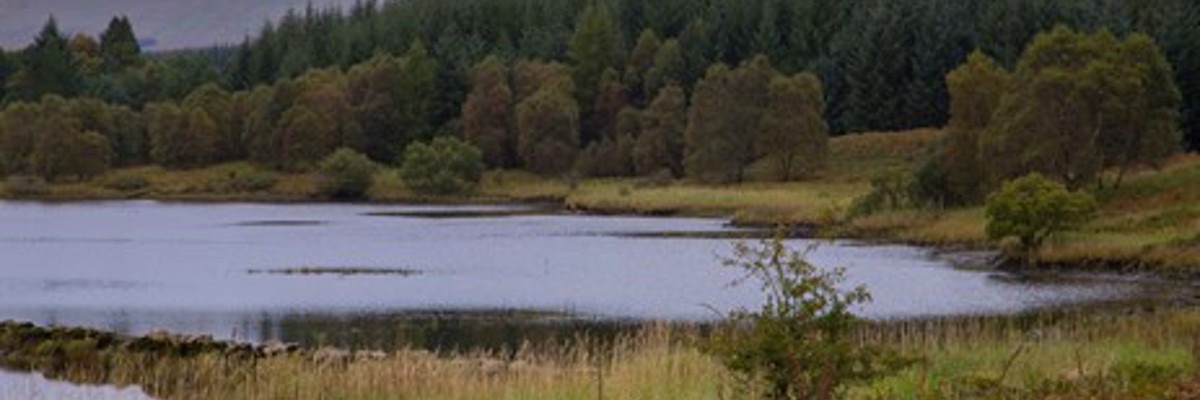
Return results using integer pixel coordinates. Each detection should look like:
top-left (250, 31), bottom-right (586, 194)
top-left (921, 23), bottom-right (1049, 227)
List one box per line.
top-left (1, 0), bottom-right (1198, 151)
top-left (0, 0), bottom-right (1195, 196)
top-left (220, 0), bottom-right (1200, 151)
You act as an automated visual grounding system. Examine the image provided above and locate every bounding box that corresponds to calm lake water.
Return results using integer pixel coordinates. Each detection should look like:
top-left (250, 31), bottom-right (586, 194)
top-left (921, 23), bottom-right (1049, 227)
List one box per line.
top-left (0, 201), bottom-right (1154, 351)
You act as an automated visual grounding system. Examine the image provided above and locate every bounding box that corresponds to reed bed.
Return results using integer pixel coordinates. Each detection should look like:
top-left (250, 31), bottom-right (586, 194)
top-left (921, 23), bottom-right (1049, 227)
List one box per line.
top-left (6, 309), bottom-right (1200, 399)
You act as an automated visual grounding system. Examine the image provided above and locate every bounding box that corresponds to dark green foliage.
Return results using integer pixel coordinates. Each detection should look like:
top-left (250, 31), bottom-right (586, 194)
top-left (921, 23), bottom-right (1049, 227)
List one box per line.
top-left (568, 4), bottom-right (623, 98)
top-left (634, 84), bottom-right (686, 177)
top-left (684, 56), bottom-right (779, 184)
top-left (576, 133), bottom-right (634, 178)
top-left (0, 96), bottom-right (113, 181)
top-left (0, 50), bottom-right (16, 102)
top-left (985, 173), bottom-right (1097, 254)
top-left (6, 18), bottom-right (81, 101)
top-left (917, 51), bottom-right (1011, 206)
top-left (707, 235), bottom-right (898, 399)
top-left (583, 69), bottom-right (627, 145)
top-left (983, 27), bottom-right (1182, 190)
top-left (624, 29), bottom-right (661, 107)
top-left (461, 56), bottom-right (516, 168)
top-left (399, 137), bottom-right (484, 195)
top-left (344, 43), bottom-right (437, 162)
top-left (99, 16), bottom-right (141, 72)
top-left (760, 73), bottom-right (828, 181)
top-left (146, 103), bottom-right (217, 169)
top-left (570, 5), bottom-right (624, 143)
top-left (644, 38), bottom-right (686, 100)
top-left (516, 80), bottom-right (580, 175)
top-left (317, 148), bottom-right (378, 199)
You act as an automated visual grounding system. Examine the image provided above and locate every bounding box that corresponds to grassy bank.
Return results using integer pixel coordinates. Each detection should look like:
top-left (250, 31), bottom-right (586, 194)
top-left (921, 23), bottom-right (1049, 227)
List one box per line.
top-left (4, 309), bottom-right (1200, 399)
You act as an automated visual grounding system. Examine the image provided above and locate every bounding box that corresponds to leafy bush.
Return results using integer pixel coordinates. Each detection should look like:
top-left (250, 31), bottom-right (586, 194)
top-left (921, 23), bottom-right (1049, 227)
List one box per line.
top-left (985, 173), bottom-right (1097, 254)
top-left (318, 148), bottom-right (378, 199)
top-left (707, 235), bottom-right (903, 399)
top-left (399, 137), bottom-right (484, 196)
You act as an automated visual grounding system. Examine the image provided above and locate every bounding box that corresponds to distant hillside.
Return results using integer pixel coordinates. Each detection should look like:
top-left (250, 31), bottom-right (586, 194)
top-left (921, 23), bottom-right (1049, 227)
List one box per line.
top-left (0, 0), bottom-right (357, 50)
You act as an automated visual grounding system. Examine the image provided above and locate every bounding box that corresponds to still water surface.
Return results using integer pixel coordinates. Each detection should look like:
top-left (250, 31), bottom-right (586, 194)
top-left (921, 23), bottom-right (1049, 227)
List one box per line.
top-left (0, 201), bottom-right (1145, 350)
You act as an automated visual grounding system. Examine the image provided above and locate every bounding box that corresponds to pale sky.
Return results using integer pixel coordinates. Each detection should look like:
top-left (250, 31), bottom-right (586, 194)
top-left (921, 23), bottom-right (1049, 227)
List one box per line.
top-left (0, 0), bottom-right (358, 50)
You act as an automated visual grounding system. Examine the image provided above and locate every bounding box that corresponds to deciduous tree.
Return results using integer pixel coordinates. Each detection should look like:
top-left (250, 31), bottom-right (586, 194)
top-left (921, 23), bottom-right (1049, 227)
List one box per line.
top-left (461, 56), bottom-right (516, 168)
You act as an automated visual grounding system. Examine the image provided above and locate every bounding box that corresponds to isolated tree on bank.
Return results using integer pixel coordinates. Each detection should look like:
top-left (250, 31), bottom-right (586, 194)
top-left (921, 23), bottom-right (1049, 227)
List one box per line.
top-left (985, 173), bottom-right (1097, 256)
top-left (461, 56), bottom-right (516, 168)
top-left (760, 73), bottom-right (828, 181)
top-left (516, 80), bottom-right (580, 175)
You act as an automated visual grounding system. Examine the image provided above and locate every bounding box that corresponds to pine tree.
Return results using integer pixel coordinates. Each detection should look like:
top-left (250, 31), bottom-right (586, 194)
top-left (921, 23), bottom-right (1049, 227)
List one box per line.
top-left (625, 29), bottom-right (662, 107)
top-left (569, 5), bottom-right (622, 122)
top-left (99, 16), bottom-right (141, 72)
top-left (6, 17), bottom-right (81, 101)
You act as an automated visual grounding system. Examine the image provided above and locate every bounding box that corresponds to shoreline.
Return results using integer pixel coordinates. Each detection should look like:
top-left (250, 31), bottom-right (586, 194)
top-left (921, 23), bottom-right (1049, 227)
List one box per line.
top-left (4, 189), bottom-right (1198, 279)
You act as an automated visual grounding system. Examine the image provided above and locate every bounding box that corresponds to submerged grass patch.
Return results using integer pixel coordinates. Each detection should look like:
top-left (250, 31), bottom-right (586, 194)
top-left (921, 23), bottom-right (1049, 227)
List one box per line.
top-left (248, 267), bottom-right (421, 277)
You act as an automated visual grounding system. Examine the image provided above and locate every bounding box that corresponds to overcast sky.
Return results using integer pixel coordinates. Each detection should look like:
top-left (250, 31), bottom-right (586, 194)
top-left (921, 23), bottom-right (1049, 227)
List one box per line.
top-left (0, 0), bottom-right (358, 50)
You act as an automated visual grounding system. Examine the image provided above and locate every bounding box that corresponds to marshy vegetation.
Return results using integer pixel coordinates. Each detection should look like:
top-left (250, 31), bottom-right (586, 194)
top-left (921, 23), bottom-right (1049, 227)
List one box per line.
top-left (4, 307), bottom-right (1200, 399)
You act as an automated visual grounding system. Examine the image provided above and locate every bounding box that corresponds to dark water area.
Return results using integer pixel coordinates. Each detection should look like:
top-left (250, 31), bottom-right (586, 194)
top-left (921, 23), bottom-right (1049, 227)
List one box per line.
top-left (0, 201), bottom-right (1170, 352)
